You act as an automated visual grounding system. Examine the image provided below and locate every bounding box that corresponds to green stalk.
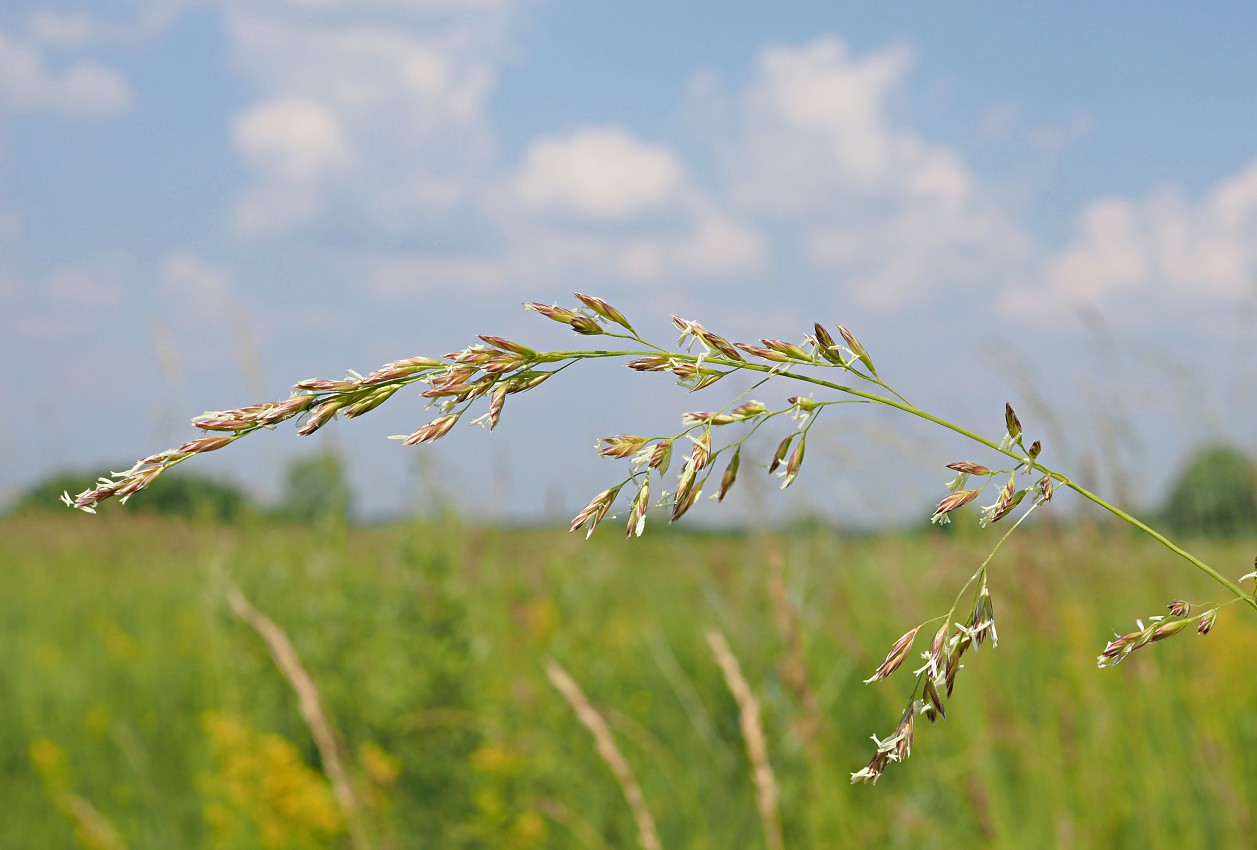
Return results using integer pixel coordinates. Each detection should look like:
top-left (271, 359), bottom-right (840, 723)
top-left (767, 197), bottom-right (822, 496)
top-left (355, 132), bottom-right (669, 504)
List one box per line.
top-left (553, 347), bottom-right (1256, 612)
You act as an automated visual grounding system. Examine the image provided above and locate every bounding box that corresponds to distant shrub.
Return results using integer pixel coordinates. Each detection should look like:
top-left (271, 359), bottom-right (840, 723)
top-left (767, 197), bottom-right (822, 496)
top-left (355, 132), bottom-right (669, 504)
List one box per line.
top-left (277, 451), bottom-right (354, 526)
top-left (11, 468), bottom-right (254, 523)
top-left (1162, 444), bottom-right (1257, 538)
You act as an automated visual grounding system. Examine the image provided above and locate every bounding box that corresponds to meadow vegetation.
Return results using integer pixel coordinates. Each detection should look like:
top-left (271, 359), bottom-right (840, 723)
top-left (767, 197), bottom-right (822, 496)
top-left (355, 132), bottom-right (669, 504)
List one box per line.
top-left (4, 509), bottom-right (1257, 848)
top-left (24, 296), bottom-right (1257, 846)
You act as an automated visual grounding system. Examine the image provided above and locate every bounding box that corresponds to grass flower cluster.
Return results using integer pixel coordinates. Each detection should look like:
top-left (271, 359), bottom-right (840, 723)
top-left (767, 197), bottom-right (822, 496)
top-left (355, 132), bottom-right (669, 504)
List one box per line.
top-left (66, 293), bottom-right (1257, 784)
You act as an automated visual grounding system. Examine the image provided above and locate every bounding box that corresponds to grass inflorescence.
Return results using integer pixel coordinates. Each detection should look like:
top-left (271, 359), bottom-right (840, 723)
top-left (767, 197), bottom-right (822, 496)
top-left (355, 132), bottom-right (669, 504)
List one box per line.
top-left (61, 294), bottom-right (1257, 786)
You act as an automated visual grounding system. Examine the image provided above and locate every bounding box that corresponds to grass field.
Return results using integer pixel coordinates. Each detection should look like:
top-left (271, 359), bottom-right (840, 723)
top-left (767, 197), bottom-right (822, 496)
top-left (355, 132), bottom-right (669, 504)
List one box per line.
top-left (4, 511), bottom-right (1256, 848)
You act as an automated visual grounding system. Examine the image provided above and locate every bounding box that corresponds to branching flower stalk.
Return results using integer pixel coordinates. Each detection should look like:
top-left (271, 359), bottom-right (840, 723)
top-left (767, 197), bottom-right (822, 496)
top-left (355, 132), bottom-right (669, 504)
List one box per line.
top-left (65, 293), bottom-right (1257, 783)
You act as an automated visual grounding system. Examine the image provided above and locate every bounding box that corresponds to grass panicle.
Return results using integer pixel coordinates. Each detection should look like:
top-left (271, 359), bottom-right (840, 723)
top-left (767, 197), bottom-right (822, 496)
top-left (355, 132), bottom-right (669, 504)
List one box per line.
top-left (64, 293), bottom-right (1257, 782)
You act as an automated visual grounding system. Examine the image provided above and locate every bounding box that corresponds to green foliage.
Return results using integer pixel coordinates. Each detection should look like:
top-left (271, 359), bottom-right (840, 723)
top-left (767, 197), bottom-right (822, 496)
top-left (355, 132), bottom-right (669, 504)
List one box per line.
top-left (276, 451), bottom-right (355, 526)
top-left (11, 469), bottom-right (254, 523)
top-left (3, 514), bottom-right (1257, 848)
top-left (1162, 444), bottom-right (1257, 538)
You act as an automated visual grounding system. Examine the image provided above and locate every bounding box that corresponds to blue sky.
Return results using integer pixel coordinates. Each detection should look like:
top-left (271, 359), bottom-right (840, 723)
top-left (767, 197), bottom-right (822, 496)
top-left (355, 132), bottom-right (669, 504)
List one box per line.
top-left (4, 1), bottom-right (1257, 524)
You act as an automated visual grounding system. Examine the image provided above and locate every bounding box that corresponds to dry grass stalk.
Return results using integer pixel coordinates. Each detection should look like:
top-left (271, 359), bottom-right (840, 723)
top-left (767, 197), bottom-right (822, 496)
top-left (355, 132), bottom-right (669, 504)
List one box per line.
top-left (58, 792), bottom-right (127, 850)
top-left (764, 542), bottom-right (825, 758)
top-left (705, 628), bottom-right (783, 850)
top-left (226, 584), bottom-right (372, 850)
top-left (544, 660), bottom-right (661, 850)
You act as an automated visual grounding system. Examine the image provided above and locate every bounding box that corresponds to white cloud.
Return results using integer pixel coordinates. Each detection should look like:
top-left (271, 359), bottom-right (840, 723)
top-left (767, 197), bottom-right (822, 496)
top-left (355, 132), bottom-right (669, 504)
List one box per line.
top-left (160, 253), bottom-right (238, 318)
top-left (0, 28), bottom-right (132, 116)
top-left (25, 11), bottom-right (102, 50)
top-left (233, 185), bottom-right (324, 237)
top-left (224, 6), bottom-right (508, 237)
top-left (673, 208), bottom-right (767, 278)
top-left (46, 256), bottom-right (129, 308)
top-left (367, 202), bottom-right (768, 299)
top-left (515, 128), bottom-right (685, 219)
top-left (233, 98), bottom-right (355, 182)
top-left (509, 208), bottom-right (766, 284)
top-left (707, 37), bottom-right (1029, 309)
top-left (729, 38), bottom-right (925, 213)
top-left (1004, 158), bottom-right (1257, 320)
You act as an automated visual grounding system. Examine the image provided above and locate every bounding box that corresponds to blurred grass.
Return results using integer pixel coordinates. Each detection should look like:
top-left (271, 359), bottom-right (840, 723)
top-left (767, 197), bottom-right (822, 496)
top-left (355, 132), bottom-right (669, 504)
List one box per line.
top-left (3, 512), bottom-right (1256, 848)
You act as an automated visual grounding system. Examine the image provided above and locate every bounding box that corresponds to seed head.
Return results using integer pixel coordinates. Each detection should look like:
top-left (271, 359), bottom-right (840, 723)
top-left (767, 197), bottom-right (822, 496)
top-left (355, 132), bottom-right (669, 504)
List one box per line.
top-left (717, 449), bottom-right (740, 502)
top-left (600, 434), bottom-right (651, 459)
top-left (689, 431), bottom-right (712, 471)
top-left (574, 292), bottom-right (634, 332)
top-left (682, 410), bottom-right (737, 426)
top-left (972, 576), bottom-right (997, 649)
top-left (733, 342), bottom-right (793, 363)
top-left (648, 440), bottom-right (673, 476)
top-left (477, 335), bottom-right (536, 358)
top-left (344, 384), bottom-right (401, 418)
top-left (981, 477), bottom-right (1026, 526)
top-left (524, 302), bottom-right (580, 324)
top-left (486, 383), bottom-right (508, 429)
top-left (930, 488), bottom-right (981, 524)
top-left (850, 748), bottom-right (891, 785)
top-left (863, 626), bottom-right (921, 684)
top-left (296, 399), bottom-right (346, 435)
top-left (569, 484), bottom-right (624, 538)
top-left (922, 679), bottom-right (946, 722)
top-left (626, 356), bottom-right (672, 372)
top-left (768, 434), bottom-right (794, 474)
top-left (626, 479), bottom-right (650, 538)
top-left (759, 338), bottom-right (812, 362)
top-left (731, 400), bottom-right (767, 418)
top-left (398, 413), bottom-right (459, 445)
top-left (810, 323), bottom-right (845, 365)
top-left (670, 471), bottom-right (702, 522)
top-left (293, 378), bottom-right (358, 391)
top-left (568, 315), bottom-right (604, 335)
top-left (360, 355), bottom-right (444, 383)
top-left (174, 435), bottom-right (236, 456)
top-left (779, 436), bottom-right (806, 489)
top-left (837, 326), bottom-right (876, 375)
top-left (1004, 403), bottom-right (1022, 444)
top-left (787, 396), bottom-right (821, 412)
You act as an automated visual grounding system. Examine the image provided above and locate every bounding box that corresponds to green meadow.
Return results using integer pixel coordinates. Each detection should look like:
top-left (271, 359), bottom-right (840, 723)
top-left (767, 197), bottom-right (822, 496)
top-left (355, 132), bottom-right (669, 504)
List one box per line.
top-left (4, 510), bottom-right (1256, 849)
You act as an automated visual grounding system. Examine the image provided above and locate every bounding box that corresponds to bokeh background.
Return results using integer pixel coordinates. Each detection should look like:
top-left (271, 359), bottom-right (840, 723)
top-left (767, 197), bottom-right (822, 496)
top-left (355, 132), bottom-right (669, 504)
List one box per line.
top-left (5, 3), bottom-right (1257, 848)
top-left (3, 0), bottom-right (1257, 522)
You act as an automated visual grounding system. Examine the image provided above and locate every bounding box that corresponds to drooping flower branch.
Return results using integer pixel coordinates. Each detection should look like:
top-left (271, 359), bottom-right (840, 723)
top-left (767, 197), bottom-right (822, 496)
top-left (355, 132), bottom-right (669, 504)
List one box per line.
top-left (65, 293), bottom-right (1257, 783)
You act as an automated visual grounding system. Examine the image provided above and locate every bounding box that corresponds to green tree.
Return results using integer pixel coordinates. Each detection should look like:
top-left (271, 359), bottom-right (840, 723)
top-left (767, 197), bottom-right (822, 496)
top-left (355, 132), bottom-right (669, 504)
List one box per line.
top-left (279, 451), bottom-right (354, 526)
top-left (1162, 444), bottom-right (1257, 538)
top-left (10, 469), bottom-right (253, 522)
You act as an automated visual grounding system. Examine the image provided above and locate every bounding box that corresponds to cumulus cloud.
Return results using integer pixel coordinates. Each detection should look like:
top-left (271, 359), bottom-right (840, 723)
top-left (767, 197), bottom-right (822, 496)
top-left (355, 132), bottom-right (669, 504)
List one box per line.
top-left (230, 98), bottom-right (357, 233)
top-left (160, 252), bottom-right (239, 318)
top-left (48, 267), bottom-right (125, 308)
top-left (704, 37), bottom-right (1030, 309)
top-left (0, 28), bottom-right (132, 116)
top-left (233, 98), bottom-right (355, 182)
top-left (3, 253), bottom-right (132, 343)
top-left (515, 128), bottom-right (685, 219)
top-left (729, 39), bottom-right (923, 212)
top-left (24, 11), bottom-right (103, 50)
top-left (1004, 157), bottom-right (1257, 320)
top-left (224, 6), bottom-right (506, 237)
